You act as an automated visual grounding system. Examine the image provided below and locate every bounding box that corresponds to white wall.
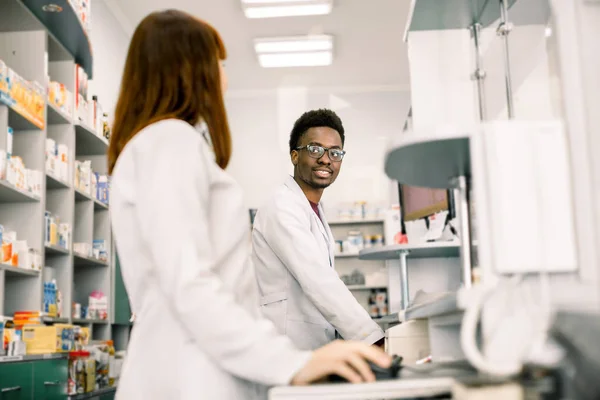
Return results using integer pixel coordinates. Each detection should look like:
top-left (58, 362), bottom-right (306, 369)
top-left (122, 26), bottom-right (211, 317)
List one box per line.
top-left (225, 88), bottom-right (411, 213)
top-left (88, 0), bottom-right (130, 118)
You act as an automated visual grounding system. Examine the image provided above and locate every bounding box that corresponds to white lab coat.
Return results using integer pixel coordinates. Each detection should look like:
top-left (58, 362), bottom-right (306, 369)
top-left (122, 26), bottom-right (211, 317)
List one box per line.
top-left (110, 119), bottom-right (311, 400)
top-left (252, 176), bottom-right (384, 351)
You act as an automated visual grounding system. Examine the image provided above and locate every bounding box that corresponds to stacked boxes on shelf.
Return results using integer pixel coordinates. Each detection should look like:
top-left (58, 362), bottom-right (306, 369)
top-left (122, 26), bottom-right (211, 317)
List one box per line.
top-left (0, 60), bottom-right (45, 129)
top-left (45, 211), bottom-right (71, 250)
top-left (48, 81), bottom-right (74, 118)
top-left (45, 138), bottom-right (69, 182)
top-left (1, 224), bottom-right (42, 271)
top-left (0, 126), bottom-right (43, 196)
top-left (74, 160), bottom-right (110, 205)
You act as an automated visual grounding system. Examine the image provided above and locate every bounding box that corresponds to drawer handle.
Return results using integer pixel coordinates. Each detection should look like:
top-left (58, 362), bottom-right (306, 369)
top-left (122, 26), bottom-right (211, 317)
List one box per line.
top-left (1, 386), bottom-right (21, 393)
top-left (44, 381), bottom-right (62, 386)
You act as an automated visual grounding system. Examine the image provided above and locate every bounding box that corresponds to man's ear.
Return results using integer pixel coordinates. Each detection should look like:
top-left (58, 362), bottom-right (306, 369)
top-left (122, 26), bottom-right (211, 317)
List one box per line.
top-left (291, 150), bottom-right (298, 166)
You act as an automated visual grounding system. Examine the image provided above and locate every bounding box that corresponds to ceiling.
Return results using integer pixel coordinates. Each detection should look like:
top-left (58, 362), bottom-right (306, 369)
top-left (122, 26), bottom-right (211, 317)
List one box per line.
top-left (104, 0), bottom-right (412, 91)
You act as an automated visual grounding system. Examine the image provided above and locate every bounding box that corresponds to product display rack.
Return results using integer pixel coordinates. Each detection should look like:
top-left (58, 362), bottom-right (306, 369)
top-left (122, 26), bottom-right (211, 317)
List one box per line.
top-left (0, 0), bottom-right (130, 356)
top-left (330, 218), bottom-right (392, 316)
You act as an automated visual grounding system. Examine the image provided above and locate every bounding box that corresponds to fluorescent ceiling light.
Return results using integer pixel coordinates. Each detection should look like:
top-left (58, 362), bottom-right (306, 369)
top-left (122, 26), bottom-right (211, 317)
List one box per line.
top-left (254, 36), bottom-right (332, 53)
top-left (254, 35), bottom-right (333, 68)
top-left (258, 52), bottom-right (332, 68)
top-left (241, 0), bottom-right (332, 18)
top-left (243, 0), bottom-right (318, 3)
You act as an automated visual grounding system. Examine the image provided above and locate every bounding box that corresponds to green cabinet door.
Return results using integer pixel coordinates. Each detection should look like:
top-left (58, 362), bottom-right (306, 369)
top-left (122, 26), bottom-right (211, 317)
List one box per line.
top-left (113, 252), bottom-right (132, 325)
top-left (33, 358), bottom-right (68, 400)
top-left (0, 362), bottom-right (34, 400)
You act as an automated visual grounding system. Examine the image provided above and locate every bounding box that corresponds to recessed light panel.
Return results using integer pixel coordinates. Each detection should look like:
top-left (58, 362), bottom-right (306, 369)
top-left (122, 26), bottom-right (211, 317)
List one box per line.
top-left (254, 35), bottom-right (333, 68)
top-left (241, 0), bottom-right (332, 18)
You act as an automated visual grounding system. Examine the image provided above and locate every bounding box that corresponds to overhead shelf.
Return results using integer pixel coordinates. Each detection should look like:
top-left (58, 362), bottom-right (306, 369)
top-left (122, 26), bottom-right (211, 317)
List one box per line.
top-left (404, 0), bottom-right (551, 40)
top-left (329, 218), bottom-right (385, 226)
top-left (20, 0), bottom-right (93, 78)
top-left (0, 180), bottom-right (40, 203)
top-left (346, 285), bottom-right (388, 291)
top-left (384, 131), bottom-right (471, 189)
top-left (75, 122), bottom-right (108, 155)
top-left (405, 0), bottom-right (517, 33)
top-left (359, 242), bottom-right (460, 261)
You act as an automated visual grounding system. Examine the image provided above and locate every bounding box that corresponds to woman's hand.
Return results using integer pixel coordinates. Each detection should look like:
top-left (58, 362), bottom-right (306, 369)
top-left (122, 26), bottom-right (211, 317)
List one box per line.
top-left (291, 340), bottom-right (392, 385)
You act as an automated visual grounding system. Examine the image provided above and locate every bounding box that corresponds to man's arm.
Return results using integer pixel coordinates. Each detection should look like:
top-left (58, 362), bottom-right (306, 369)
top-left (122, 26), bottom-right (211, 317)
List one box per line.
top-left (262, 200), bottom-right (384, 344)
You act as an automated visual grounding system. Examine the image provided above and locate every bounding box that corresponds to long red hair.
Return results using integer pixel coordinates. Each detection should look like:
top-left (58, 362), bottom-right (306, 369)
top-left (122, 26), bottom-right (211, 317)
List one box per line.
top-left (108, 9), bottom-right (231, 174)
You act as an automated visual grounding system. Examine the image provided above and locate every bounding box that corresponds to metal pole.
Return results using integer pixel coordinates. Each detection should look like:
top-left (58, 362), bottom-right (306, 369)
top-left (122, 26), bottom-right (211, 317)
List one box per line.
top-left (399, 250), bottom-right (410, 309)
top-left (471, 23), bottom-right (487, 121)
top-left (456, 176), bottom-right (473, 288)
top-left (498, 0), bottom-right (515, 119)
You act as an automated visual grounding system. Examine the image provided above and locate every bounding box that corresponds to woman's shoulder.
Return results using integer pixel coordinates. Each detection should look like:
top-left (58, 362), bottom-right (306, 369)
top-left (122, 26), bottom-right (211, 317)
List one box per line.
top-left (139, 118), bottom-right (201, 143)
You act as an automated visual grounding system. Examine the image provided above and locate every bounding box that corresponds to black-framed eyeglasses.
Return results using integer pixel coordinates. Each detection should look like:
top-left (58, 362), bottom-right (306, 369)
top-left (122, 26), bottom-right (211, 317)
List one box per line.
top-left (296, 144), bottom-right (346, 162)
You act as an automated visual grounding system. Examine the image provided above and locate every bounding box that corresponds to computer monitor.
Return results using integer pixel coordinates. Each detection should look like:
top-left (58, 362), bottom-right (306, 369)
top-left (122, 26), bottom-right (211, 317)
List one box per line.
top-left (397, 183), bottom-right (455, 233)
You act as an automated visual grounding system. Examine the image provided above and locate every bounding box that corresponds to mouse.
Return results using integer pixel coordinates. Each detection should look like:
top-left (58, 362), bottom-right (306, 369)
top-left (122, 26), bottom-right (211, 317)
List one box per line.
top-left (328, 354), bottom-right (403, 383)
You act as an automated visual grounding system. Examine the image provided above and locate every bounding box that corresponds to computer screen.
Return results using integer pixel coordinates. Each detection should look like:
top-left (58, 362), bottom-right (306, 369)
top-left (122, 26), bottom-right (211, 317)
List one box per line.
top-left (398, 184), bottom-right (453, 224)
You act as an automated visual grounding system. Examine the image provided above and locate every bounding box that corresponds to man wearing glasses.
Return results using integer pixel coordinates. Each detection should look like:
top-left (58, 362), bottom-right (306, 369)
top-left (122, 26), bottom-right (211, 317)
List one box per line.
top-left (252, 109), bottom-right (384, 351)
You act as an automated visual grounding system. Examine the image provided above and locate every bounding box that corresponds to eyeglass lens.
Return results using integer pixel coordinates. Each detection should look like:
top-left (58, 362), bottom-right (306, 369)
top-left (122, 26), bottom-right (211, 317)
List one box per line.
top-left (307, 145), bottom-right (344, 161)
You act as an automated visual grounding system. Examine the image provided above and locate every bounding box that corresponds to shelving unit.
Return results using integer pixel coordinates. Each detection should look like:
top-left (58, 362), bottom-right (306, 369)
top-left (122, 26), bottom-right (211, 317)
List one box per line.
top-left (360, 241), bottom-right (461, 310)
top-left (0, 0), bottom-right (129, 363)
top-left (331, 218), bottom-right (390, 315)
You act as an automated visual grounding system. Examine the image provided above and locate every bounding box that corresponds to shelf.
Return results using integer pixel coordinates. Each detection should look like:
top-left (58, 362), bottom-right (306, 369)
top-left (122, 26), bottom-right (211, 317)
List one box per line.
top-left (359, 242), bottom-right (460, 261)
top-left (47, 102), bottom-right (72, 125)
top-left (373, 313), bottom-right (402, 329)
top-left (20, 0), bottom-right (93, 78)
top-left (346, 285), bottom-right (388, 291)
top-left (74, 188), bottom-right (92, 202)
top-left (0, 263), bottom-right (40, 277)
top-left (72, 318), bottom-right (109, 325)
top-left (384, 131), bottom-right (471, 189)
top-left (404, 0), bottom-right (550, 38)
top-left (45, 244), bottom-right (70, 256)
top-left (68, 386), bottom-right (116, 400)
top-left (0, 93), bottom-right (44, 131)
top-left (73, 254), bottom-right (108, 268)
top-left (328, 218), bottom-right (385, 226)
top-left (334, 253), bottom-right (360, 259)
top-left (75, 122), bottom-right (108, 155)
top-left (405, 0), bottom-right (518, 34)
top-left (42, 316), bottom-right (69, 324)
top-left (94, 198), bottom-right (109, 210)
top-left (404, 292), bottom-right (460, 320)
top-left (46, 172), bottom-right (70, 190)
top-left (0, 180), bottom-right (41, 203)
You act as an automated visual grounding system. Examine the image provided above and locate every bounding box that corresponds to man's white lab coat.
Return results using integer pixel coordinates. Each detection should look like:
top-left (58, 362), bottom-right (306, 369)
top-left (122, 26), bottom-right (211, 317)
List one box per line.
top-left (252, 176), bottom-right (384, 351)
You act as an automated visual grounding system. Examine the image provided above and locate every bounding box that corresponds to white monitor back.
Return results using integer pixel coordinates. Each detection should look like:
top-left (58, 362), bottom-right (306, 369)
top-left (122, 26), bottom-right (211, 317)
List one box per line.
top-left (470, 120), bottom-right (577, 276)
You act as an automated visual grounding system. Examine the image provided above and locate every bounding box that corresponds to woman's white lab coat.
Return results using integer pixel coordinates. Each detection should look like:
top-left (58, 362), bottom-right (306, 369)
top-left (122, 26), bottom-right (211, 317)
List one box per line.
top-left (110, 119), bottom-right (311, 400)
top-left (252, 176), bottom-right (384, 351)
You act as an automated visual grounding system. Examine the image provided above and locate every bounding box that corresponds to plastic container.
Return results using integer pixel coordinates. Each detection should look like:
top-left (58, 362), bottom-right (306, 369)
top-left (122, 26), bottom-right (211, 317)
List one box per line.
top-left (106, 340), bottom-right (116, 386)
top-left (68, 351), bottom-right (90, 395)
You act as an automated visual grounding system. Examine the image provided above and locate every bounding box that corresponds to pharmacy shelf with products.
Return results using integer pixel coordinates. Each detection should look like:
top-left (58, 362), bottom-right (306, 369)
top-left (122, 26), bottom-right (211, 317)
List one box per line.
top-left (327, 202), bottom-right (392, 319)
top-left (0, 0), bottom-right (126, 397)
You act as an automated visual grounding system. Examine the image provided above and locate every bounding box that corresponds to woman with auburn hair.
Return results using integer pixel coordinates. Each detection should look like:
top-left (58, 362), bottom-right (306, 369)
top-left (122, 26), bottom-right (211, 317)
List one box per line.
top-left (108, 9), bottom-right (390, 400)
